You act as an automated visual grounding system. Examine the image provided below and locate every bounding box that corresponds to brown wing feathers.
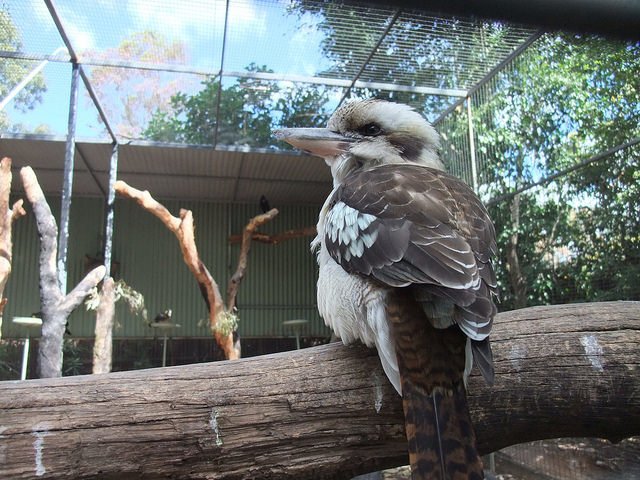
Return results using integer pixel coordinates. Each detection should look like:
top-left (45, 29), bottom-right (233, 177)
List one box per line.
top-left (325, 163), bottom-right (497, 347)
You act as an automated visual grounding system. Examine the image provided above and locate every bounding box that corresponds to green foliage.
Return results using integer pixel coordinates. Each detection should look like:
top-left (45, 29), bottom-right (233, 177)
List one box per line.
top-left (213, 310), bottom-right (239, 337)
top-left (0, 8), bottom-right (47, 130)
top-left (143, 63), bottom-right (331, 147)
top-left (85, 279), bottom-right (148, 324)
top-left (466, 34), bottom-right (640, 309)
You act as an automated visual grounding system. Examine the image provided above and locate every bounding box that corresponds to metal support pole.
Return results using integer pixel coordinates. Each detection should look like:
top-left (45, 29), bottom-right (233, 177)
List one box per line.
top-left (103, 143), bottom-right (119, 278)
top-left (212, 0), bottom-right (231, 147)
top-left (466, 96), bottom-right (479, 192)
top-left (20, 334), bottom-right (30, 381)
top-left (162, 333), bottom-right (168, 367)
top-left (57, 62), bottom-right (79, 292)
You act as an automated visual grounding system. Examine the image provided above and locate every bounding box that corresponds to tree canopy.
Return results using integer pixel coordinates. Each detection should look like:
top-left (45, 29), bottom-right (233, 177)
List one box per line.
top-left (143, 63), bottom-right (331, 148)
top-left (85, 31), bottom-right (187, 139)
top-left (443, 34), bottom-right (640, 309)
top-left (0, 8), bottom-right (47, 131)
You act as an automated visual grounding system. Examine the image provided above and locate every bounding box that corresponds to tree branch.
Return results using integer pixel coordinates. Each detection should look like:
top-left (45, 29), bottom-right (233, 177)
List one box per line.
top-left (226, 208), bottom-right (279, 312)
top-left (92, 276), bottom-right (116, 374)
top-left (114, 181), bottom-right (236, 359)
top-left (58, 266), bottom-right (107, 317)
top-left (0, 157), bottom-right (26, 327)
top-left (228, 225), bottom-right (317, 245)
top-left (21, 167), bottom-right (105, 378)
top-left (21, 167), bottom-right (61, 304)
top-left (0, 302), bottom-right (638, 479)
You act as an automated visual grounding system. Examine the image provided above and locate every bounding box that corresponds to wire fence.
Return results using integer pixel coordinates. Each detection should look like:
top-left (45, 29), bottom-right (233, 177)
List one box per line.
top-left (438, 34), bottom-right (640, 310)
top-left (437, 34), bottom-right (640, 480)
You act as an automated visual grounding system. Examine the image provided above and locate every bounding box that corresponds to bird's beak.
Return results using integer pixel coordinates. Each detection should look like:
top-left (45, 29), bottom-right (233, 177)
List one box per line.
top-left (274, 128), bottom-right (354, 158)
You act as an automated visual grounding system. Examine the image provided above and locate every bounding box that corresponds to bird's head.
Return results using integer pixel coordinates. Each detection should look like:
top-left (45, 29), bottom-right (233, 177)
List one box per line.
top-left (274, 99), bottom-right (443, 185)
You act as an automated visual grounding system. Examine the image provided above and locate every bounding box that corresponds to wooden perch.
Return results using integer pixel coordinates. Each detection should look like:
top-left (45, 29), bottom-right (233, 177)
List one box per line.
top-left (20, 167), bottom-right (105, 378)
top-left (114, 181), bottom-right (237, 359)
top-left (228, 225), bottom-right (316, 245)
top-left (0, 157), bottom-right (26, 329)
top-left (0, 301), bottom-right (638, 479)
top-left (226, 208), bottom-right (279, 312)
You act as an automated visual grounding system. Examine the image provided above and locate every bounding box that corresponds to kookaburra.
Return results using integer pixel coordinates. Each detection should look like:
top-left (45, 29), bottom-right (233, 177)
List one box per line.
top-left (275, 99), bottom-right (497, 480)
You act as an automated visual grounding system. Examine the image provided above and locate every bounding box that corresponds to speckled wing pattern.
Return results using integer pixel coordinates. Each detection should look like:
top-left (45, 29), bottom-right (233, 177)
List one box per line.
top-left (323, 163), bottom-right (497, 351)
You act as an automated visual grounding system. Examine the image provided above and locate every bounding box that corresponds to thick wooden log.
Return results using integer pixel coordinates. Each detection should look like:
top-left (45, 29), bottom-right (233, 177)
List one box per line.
top-left (0, 301), bottom-right (638, 479)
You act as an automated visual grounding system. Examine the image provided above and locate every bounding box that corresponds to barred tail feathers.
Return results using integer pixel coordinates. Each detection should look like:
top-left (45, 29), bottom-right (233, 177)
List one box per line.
top-left (401, 377), bottom-right (484, 480)
top-left (387, 291), bottom-right (484, 480)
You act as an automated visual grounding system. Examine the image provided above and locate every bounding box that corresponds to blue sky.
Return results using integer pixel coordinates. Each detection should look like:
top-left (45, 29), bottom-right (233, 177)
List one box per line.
top-left (3, 0), bottom-right (335, 139)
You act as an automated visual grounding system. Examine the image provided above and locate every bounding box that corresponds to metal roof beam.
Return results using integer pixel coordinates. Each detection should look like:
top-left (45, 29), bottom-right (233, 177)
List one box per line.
top-left (0, 50), bottom-right (68, 62)
top-left (433, 30), bottom-right (542, 125)
top-left (78, 66), bottom-right (118, 144)
top-left (44, 0), bottom-right (78, 62)
top-left (336, 9), bottom-right (402, 108)
top-left (222, 70), bottom-right (468, 97)
top-left (0, 57), bottom-right (468, 98)
top-left (352, 0), bottom-right (640, 40)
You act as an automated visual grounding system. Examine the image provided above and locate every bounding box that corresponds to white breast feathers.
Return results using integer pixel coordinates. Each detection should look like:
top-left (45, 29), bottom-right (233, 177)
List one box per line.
top-left (314, 194), bottom-right (401, 394)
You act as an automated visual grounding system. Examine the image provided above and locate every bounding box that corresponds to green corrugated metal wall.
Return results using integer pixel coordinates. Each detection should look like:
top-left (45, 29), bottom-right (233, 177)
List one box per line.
top-left (2, 196), bottom-right (327, 340)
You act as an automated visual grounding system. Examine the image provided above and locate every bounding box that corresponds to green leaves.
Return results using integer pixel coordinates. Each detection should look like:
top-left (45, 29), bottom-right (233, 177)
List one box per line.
top-left (142, 64), bottom-right (331, 148)
top-left (477, 35), bottom-right (640, 307)
top-left (0, 9), bottom-right (47, 129)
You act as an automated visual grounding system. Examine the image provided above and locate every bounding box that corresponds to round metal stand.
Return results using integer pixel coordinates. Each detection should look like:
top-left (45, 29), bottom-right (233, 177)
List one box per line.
top-left (12, 316), bottom-right (43, 380)
top-left (150, 322), bottom-right (180, 367)
top-left (282, 319), bottom-right (308, 350)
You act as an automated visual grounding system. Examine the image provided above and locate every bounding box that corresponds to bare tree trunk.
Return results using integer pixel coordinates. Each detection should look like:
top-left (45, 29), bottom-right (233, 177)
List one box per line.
top-left (92, 276), bottom-right (115, 374)
top-left (226, 208), bottom-right (279, 312)
top-left (114, 181), bottom-right (237, 359)
top-left (506, 193), bottom-right (527, 308)
top-left (0, 302), bottom-right (638, 479)
top-left (224, 208), bottom-right (279, 359)
top-left (0, 157), bottom-right (26, 339)
top-left (20, 167), bottom-right (105, 378)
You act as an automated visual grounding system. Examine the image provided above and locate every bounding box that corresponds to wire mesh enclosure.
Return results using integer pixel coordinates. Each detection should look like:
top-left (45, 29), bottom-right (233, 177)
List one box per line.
top-left (436, 36), bottom-right (640, 309)
top-left (0, 0), bottom-right (639, 478)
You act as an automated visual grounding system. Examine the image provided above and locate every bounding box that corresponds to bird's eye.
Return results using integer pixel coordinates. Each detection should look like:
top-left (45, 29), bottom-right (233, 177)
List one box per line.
top-left (360, 123), bottom-right (382, 136)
